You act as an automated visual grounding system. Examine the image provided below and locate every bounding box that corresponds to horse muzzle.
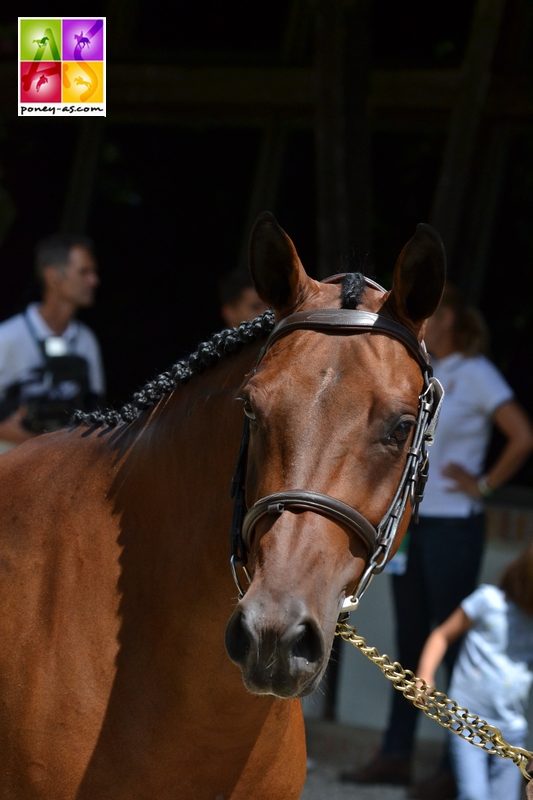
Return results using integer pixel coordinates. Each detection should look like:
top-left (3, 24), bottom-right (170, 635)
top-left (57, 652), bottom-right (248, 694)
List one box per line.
top-left (224, 599), bottom-right (327, 698)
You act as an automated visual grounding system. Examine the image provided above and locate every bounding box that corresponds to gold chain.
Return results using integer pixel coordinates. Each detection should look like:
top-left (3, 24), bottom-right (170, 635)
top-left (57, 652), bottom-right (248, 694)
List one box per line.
top-left (336, 621), bottom-right (533, 781)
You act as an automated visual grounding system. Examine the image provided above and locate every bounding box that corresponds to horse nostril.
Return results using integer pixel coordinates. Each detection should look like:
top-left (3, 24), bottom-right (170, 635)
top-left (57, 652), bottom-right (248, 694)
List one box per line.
top-left (224, 609), bottom-right (252, 666)
top-left (290, 621), bottom-right (323, 665)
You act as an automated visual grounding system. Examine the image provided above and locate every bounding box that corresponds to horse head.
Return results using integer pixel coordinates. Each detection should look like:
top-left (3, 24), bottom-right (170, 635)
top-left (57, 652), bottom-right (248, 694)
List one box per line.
top-left (225, 212), bottom-right (446, 698)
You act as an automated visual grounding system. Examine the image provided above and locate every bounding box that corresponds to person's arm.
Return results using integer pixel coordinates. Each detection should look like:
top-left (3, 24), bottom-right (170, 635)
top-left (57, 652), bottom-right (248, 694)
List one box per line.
top-left (483, 400), bottom-right (533, 489)
top-left (0, 407), bottom-right (35, 445)
top-left (416, 606), bottom-right (473, 688)
top-left (0, 330), bottom-right (36, 445)
top-left (442, 399), bottom-right (533, 498)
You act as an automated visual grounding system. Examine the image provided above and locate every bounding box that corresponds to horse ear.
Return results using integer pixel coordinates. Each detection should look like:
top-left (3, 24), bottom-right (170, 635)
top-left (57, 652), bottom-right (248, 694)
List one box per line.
top-left (384, 223), bottom-right (447, 335)
top-left (249, 211), bottom-right (313, 314)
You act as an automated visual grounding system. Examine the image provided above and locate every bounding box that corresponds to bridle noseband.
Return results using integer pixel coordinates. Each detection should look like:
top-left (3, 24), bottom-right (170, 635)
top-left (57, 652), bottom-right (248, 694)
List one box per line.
top-left (229, 280), bottom-right (444, 613)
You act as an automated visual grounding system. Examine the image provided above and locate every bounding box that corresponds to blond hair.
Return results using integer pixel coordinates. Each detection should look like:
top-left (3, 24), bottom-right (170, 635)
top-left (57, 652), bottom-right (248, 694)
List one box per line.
top-left (440, 283), bottom-right (489, 356)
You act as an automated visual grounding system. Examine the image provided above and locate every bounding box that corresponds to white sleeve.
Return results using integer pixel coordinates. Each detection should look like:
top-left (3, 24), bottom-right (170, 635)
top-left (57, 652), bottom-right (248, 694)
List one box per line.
top-left (461, 584), bottom-right (500, 623)
top-left (0, 336), bottom-right (9, 396)
top-left (0, 324), bottom-right (18, 396)
top-left (469, 358), bottom-right (514, 417)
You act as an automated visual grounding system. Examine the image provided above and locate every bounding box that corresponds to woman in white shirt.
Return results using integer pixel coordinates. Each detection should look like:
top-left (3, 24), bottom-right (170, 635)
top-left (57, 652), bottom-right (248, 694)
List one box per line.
top-left (341, 284), bottom-right (533, 798)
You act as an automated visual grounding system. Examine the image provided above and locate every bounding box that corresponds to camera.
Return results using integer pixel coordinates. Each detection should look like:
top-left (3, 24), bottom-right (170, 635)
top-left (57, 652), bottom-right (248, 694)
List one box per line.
top-left (1, 347), bottom-right (93, 434)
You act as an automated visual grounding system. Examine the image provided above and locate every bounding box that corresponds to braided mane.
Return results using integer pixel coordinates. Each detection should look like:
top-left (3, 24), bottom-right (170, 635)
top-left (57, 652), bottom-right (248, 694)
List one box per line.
top-left (74, 273), bottom-right (366, 429)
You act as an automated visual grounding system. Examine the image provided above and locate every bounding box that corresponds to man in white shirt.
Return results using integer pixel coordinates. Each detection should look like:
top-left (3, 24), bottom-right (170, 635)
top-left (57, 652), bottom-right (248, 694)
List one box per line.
top-left (0, 234), bottom-right (105, 450)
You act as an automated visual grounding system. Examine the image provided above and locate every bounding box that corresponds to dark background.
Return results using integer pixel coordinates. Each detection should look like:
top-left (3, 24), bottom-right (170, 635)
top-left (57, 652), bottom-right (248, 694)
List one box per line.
top-left (1, 1), bottom-right (532, 484)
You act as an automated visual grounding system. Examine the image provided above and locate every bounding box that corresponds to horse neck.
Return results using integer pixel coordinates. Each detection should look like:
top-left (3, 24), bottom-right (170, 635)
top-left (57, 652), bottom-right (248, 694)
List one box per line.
top-left (82, 340), bottom-right (292, 762)
top-left (111, 342), bottom-right (260, 625)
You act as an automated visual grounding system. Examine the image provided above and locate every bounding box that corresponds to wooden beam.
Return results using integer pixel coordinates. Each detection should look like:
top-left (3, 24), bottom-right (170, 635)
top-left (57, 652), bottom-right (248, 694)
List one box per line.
top-left (458, 122), bottom-right (511, 304)
top-left (60, 119), bottom-right (104, 233)
top-left (430, 0), bottom-right (507, 266)
top-left (238, 0), bottom-right (312, 271)
top-left (343, 0), bottom-right (373, 260)
top-left (314, 0), bottom-right (374, 277)
top-left (109, 66), bottom-right (314, 111)
top-left (314, 0), bottom-right (349, 277)
top-left (6, 63), bottom-right (532, 122)
top-left (456, 0), bottom-right (532, 302)
top-left (105, 0), bottom-right (141, 55)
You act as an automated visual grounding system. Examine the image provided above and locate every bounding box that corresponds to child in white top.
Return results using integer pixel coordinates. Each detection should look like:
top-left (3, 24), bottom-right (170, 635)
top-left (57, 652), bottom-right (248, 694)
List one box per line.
top-left (417, 542), bottom-right (533, 800)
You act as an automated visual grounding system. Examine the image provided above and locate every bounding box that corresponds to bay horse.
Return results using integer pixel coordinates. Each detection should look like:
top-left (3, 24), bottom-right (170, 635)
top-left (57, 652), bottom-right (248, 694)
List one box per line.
top-left (0, 213), bottom-right (445, 799)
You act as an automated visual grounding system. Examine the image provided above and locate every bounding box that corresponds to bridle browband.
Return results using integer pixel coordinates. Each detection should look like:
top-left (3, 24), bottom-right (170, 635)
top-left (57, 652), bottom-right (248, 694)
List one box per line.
top-left (229, 277), bottom-right (444, 613)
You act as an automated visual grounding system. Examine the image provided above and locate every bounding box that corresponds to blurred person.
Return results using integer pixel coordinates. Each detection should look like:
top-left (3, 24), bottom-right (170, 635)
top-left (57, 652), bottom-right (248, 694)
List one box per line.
top-left (416, 542), bottom-right (533, 800)
top-left (0, 233), bottom-right (105, 452)
top-left (219, 267), bottom-right (267, 327)
top-left (341, 282), bottom-right (533, 797)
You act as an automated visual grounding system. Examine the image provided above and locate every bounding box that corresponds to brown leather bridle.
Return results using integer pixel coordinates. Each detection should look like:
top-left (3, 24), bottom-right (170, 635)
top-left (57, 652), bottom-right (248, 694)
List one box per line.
top-left (229, 278), bottom-right (444, 613)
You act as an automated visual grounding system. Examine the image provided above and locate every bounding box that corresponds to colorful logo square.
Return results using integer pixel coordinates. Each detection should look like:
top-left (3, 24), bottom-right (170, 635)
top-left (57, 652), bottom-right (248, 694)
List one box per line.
top-left (19, 19), bottom-right (61, 61)
top-left (63, 61), bottom-right (104, 103)
top-left (62, 19), bottom-right (104, 61)
top-left (19, 17), bottom-right (106, 116)
top-left (20, 61), bottom-right (61, 102)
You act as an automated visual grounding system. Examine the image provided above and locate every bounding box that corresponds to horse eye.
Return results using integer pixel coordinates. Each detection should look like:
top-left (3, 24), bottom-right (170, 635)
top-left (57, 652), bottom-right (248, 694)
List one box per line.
top-left (385, 417), bottom-right (415, 447)
top-left (395, 421), bottom-right (413, 440)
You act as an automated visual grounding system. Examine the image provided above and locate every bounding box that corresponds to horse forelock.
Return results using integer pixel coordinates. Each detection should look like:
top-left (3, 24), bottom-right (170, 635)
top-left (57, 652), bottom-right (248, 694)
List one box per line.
top-left (73, 272), bottom-right (366, 430)
top-left (340, 272), bottom-right (366, 309)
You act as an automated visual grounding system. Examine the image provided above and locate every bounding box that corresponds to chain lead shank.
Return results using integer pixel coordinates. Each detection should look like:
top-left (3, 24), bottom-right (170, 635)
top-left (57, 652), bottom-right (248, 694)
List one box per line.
top-left (336, 621), bottom-right (533, 782)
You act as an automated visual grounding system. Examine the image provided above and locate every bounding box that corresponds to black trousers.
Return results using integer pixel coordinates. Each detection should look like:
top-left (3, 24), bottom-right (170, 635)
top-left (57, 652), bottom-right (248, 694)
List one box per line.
top-left (382, 513), bottom-right (485, 759)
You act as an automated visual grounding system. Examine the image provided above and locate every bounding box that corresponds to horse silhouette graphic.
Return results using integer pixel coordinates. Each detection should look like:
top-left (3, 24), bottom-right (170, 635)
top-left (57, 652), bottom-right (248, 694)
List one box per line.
top-left (33, 36), bottom-right (49, 48)
top-left (74, 32), bottom-right (90, 50)
top-left (75, 76), bottom-right (91, 89)
top-left (36, 75), bottom-right (48, 92)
